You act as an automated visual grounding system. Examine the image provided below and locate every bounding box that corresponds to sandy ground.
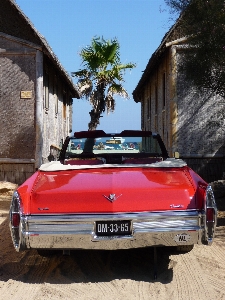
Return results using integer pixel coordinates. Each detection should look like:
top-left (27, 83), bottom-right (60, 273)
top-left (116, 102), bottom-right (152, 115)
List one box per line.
top-left (0, 181), bottom-right (225, 300)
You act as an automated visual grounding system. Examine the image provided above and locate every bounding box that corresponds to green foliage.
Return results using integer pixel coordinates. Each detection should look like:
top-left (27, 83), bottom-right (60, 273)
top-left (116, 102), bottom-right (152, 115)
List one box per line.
top-left (165, 0), bottom-right (225, 97)
top-left (72, 37), bottom-right (136, 130)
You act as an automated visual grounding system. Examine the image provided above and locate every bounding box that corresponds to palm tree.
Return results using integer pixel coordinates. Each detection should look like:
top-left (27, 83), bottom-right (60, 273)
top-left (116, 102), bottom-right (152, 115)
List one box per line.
top-left (72, 37), bottom-right (136, 130)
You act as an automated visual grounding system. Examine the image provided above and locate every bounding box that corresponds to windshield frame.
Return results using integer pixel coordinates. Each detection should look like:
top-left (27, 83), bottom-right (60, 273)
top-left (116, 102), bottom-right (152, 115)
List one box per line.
top-left (59, 130), bottom-right (169, 161)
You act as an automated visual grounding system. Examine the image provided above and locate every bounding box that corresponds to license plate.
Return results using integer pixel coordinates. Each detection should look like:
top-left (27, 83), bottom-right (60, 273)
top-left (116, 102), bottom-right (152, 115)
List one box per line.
top-left (95, 220), bottom-right (131, 236)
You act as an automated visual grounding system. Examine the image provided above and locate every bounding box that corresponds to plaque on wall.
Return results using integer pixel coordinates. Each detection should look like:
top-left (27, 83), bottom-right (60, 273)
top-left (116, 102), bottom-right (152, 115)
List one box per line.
top-left (20, 91), bottom-right (32, 99)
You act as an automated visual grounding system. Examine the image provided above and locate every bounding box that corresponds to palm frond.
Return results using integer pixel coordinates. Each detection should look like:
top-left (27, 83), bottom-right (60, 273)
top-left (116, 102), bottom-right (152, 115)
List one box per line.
top-left (103, 41), bottom-right (119, 64)
top-left (108, 83), bottom-right (129, 99)
top-left (117, 63), bottom-right (136, 70)
top-left (76, 78), bottom-right (93, 98)
top-left (105, 94), bottom-right (116, 114)
top-left (71, 69), bottom-right (90, 78)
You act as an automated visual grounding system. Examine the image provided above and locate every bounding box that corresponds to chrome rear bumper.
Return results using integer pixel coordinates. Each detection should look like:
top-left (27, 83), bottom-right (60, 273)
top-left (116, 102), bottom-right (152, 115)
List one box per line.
top-left (14, 210), bottom-right (210, 251)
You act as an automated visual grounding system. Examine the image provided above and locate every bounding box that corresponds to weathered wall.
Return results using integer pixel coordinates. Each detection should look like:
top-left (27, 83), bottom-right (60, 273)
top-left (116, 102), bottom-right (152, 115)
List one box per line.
top-left (140, 46), bottom-right (225, 182)
top-left (141, 49), bottom-right (176, 156)
top-left (0, 0), bottom-right (76, 184)
top-left (0, 35), bottom-right (74, 182)
top-left (0, 35), bottom-right (36, 184)
top-left (0, 160), bottom-right (35, 185)
top-left (176, 49), bottom-right (225, 158)
top-left (0, 37), bottom-right (36, 160)
top-left (183, 157), bottom-right (225, 183)
top-left (42, 57), bottom-right (73, 163)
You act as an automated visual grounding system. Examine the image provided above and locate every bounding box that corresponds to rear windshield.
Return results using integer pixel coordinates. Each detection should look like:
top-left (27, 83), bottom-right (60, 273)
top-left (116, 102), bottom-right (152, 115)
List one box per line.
top-left (66, 135), bottom-right (163, 157)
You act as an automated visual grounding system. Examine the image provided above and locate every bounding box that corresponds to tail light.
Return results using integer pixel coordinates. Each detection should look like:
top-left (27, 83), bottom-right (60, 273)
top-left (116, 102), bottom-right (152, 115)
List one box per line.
top-left (10, 192), bottom-right (21, 228)
top-left (206, 207), bottom-right (214, 222)
top-left (12, 213), bottom-right (20, 227)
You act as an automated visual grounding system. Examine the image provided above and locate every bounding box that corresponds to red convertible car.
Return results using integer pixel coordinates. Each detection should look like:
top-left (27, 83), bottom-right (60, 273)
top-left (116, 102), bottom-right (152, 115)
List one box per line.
top-left (9, 130), bottom-right (217, 255)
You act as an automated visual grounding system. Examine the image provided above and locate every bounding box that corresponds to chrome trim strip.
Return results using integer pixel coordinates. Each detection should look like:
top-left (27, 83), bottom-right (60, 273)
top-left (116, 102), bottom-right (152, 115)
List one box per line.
top-left (16, 209), bottom-right (206, 250)
top-left (92, 234), bottom-right (134, 241)
top-left (26, 210), bottom-right (201, 222)
top-left (204, 185), bottom-right (217, 245)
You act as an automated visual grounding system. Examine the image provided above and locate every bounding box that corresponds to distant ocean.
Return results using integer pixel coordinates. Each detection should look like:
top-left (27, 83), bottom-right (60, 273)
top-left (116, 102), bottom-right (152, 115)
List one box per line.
top-left (71, 137), bottom-right (141, 150)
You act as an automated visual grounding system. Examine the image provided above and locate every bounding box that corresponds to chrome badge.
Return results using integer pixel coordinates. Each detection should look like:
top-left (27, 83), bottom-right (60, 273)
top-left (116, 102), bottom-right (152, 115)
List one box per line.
top-left (174, 233), bottom-right (191, 243)
top-left (38, 207), bottom-right (49, 211)
top-left (170, 204), bottom-right (184, 208)
top-left (103, 193), bottom-right (122, 203)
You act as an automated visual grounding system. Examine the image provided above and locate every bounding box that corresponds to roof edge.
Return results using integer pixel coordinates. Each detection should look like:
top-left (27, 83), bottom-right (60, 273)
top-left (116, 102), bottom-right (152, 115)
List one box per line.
top-left (10, 0), bottom-right (79, 98)
top-left (132, 18), bottom-right (182, 102)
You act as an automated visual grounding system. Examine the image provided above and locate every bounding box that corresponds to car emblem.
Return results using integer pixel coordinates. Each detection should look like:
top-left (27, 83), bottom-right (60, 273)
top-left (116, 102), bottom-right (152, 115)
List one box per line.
top-left (103, 194), bottom-right (122, 203)
top-left (170, 204), bottom-right (184, 208)
top-left (38, 207), bottom-right (49, 211)
top-left (174, 233), bottom-right (191, 243)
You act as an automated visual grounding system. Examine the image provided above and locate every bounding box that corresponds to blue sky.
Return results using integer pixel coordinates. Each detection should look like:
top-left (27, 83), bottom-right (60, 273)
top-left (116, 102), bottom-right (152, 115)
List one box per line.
top-left (16, 0), bottom-right (173, 133)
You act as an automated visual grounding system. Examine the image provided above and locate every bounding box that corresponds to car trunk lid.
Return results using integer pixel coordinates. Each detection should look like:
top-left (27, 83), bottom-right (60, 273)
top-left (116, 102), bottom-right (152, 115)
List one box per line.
top-left (29, 167), bottom-right (196, 214)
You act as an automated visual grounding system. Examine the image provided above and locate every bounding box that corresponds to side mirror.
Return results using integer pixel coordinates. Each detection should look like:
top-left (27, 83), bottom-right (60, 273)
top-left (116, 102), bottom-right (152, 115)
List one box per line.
top-left (173, 152), bottom-right (180, 159)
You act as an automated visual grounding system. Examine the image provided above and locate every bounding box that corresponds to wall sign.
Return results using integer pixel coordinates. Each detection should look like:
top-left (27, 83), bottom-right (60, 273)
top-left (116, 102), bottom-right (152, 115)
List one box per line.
top-left (20, 91), bottom-right (32, 99)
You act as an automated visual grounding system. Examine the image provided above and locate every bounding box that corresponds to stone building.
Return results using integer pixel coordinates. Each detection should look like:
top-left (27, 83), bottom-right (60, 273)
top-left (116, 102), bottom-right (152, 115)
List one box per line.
top-left (0, 0), bottom-right (79, 184)
top-left (133, 22), bottom-right (225, 182)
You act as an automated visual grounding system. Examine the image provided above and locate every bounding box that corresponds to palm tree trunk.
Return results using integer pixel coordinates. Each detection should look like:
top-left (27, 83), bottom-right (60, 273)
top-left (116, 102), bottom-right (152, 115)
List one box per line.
top-left (88, 109), bottom-right (101, 130)
top-left (88, 82), bottom-right (106, 130)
